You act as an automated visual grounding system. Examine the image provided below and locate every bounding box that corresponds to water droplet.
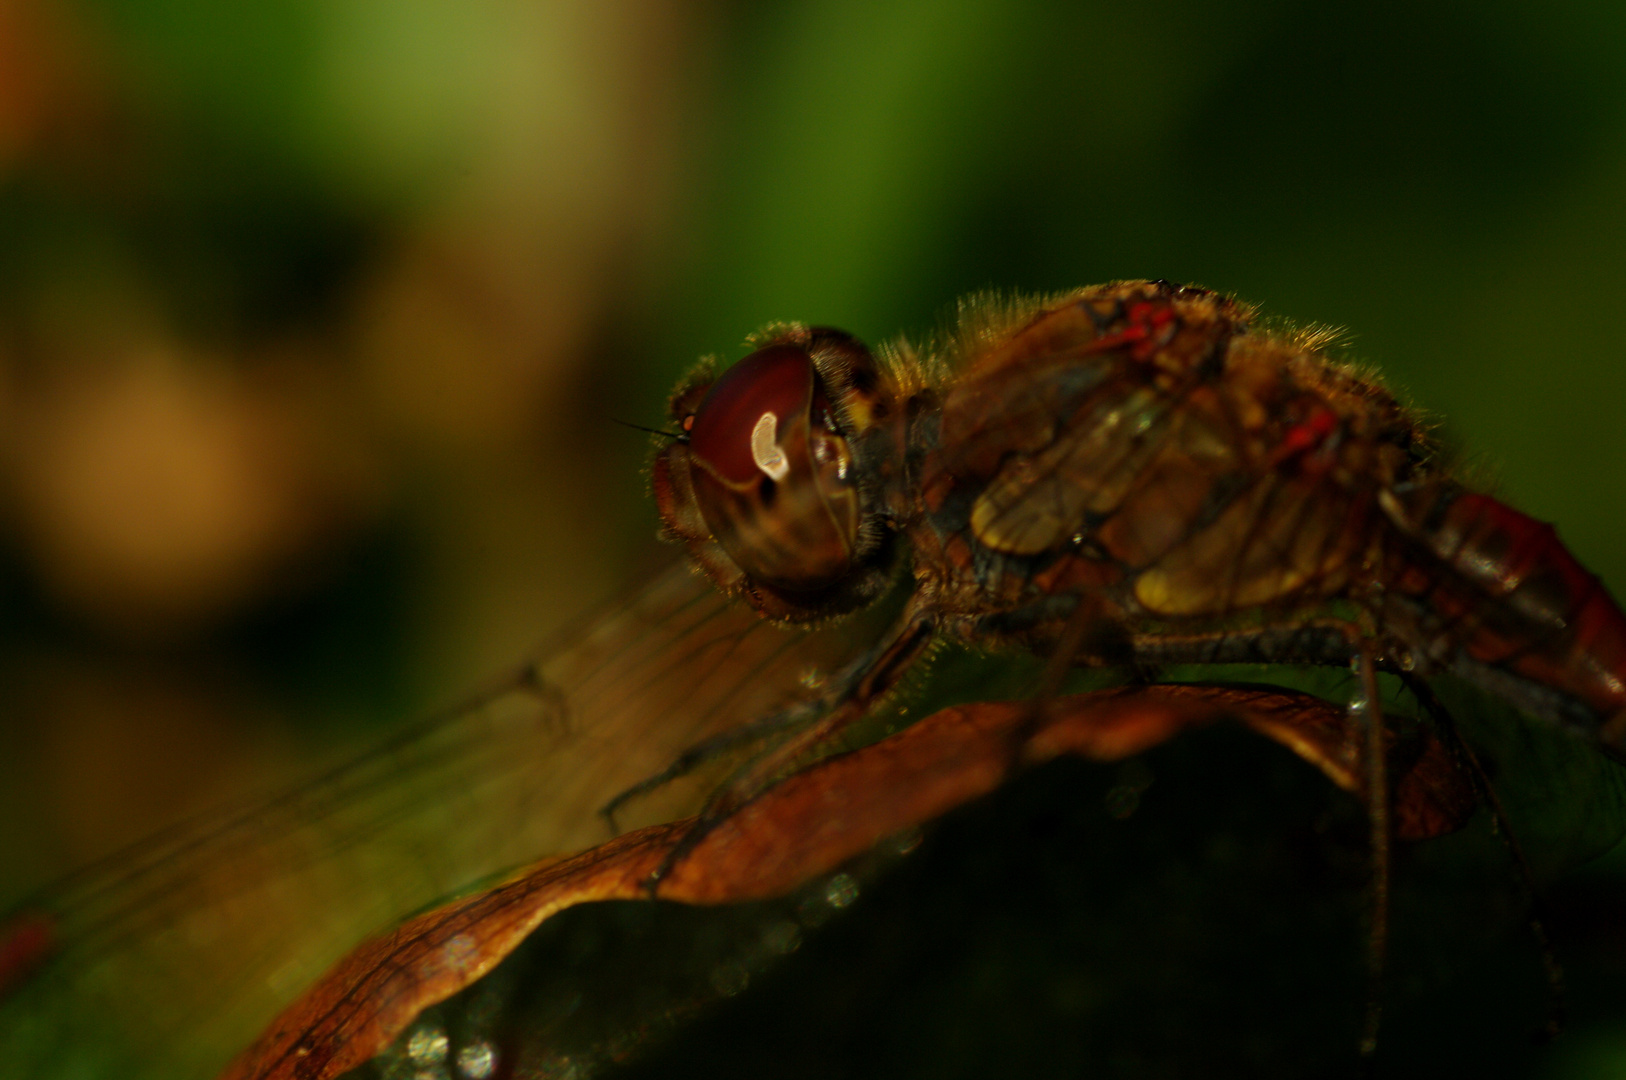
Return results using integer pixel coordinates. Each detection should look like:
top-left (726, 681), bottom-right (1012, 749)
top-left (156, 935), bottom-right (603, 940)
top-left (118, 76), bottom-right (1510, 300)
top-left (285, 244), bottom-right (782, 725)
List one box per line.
top-left (823, 873), bottom-right (859, 909)
top-left (407, 1025), bottom-right (449, 1064)
top-left (457, 1042), bottom-right (497, 1079)
top-left (891, 828), bottom-right (923, 856)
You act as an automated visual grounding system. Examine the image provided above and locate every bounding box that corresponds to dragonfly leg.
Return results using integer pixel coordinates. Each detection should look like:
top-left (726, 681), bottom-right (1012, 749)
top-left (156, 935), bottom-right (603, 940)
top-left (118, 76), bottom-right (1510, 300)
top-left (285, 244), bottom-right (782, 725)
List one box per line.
top-left (1117, 617), bottom-right (1457, 1056)
top-left (1125, 617), bottom-right (1356, 669)
top-left (641, 609), bottom-right (939, 894)
top-left (1032, 594), bottom-right (1129, 697)
top-left (1400, 673), bottom-right (1567, 1041)
top-left (598, 700), bottom-right (823, 834)
top-left (1352, 647), bottom-right (1390, 1059)
top-left (1149, 616), bottom-right (1400, 1055)
top-left (1002, 595), bottom-right (1129, 768)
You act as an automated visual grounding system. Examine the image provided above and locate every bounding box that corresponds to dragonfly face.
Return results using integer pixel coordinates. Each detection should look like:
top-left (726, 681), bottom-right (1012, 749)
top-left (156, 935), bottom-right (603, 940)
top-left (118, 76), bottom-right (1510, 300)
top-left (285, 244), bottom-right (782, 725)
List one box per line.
top-left (655, 325), bottom-right (899, 621)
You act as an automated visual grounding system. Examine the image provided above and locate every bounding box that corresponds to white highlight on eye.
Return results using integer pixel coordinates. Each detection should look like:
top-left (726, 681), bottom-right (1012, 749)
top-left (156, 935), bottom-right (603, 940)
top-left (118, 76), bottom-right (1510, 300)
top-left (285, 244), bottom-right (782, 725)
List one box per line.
top-left (751, 411), bottom-right (790, 481)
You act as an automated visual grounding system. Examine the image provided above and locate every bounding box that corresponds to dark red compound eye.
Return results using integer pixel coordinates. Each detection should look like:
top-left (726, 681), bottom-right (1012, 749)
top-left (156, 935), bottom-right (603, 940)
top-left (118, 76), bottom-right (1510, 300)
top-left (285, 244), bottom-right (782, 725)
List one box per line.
top-left (684, 343), bottom-right (862, 594)
top-left (687, 345), bottom-right (814, 485)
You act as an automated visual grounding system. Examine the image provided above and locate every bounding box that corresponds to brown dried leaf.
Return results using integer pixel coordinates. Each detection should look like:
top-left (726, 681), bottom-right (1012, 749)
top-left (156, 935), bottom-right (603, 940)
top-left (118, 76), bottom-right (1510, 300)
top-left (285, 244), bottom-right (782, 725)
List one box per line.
top-left (222, 684), bottom-right (1477, 1080)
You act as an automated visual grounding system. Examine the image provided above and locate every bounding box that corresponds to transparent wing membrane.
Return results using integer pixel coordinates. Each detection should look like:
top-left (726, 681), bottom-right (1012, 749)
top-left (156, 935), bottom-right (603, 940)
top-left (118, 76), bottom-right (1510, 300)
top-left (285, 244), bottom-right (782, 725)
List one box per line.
top-left (0, 560), bottom-right (873, 1080)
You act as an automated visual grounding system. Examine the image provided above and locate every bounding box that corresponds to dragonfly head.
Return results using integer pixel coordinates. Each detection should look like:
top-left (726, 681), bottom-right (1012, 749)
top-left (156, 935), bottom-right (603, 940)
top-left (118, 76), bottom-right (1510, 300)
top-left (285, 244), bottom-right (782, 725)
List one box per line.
top-left (653, 326), bottom-right (897, 621)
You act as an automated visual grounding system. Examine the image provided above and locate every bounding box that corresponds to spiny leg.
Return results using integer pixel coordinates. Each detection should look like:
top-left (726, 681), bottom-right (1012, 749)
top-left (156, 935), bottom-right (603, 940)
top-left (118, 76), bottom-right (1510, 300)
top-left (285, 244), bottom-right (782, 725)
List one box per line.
top-left (1032, 595), bottom-right (1120, 701)
top-left (636, 610), bottom-right (939, 894)
top-left (929, 606), bottom-right (1414, 1054)
top-left (1126, 617), bottom-right (1356, 669)
top-left (1352, 648), bottom-right (1390, 1059)
top-left (1008, 601), bottom-right (1404, 1054)
top-left (1111, 618), bottom-right (1423, 1055)
top-left (1400, 672), bottom-right (1566, 1040)
top-left (598, 698), bottom-right (821, 834)
top-left (1006, 595), bottom-right (1126, 762)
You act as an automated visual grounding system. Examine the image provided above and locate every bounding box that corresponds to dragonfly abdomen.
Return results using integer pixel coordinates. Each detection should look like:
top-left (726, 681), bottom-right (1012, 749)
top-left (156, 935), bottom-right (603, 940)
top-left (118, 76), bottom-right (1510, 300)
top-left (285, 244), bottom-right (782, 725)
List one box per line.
top-left (1379, 484), bottom-right (1626, 744)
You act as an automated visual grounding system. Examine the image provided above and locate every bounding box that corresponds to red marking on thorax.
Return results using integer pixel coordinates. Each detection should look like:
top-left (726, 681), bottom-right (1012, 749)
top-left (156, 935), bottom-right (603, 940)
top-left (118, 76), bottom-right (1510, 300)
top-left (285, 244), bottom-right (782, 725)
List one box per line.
top-left (1266, 406), bottom-right (1340, 474)
top-left (1083, 301), bottom-right (1180, 362)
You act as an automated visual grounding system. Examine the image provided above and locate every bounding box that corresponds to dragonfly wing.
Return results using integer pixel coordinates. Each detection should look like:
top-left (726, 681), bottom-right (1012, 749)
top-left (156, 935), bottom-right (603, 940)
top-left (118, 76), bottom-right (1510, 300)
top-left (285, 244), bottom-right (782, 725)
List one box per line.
top-left (0, 559), bottom-right (871, 1080)
top-left (926, 287), bottom-right (1228, 561)
top-left (924, 287), bottom-right (1385, 623)
top-left (944, 359), bottom-right (1373, 619)
top-left (963, 378), bottom-right (1185, 556)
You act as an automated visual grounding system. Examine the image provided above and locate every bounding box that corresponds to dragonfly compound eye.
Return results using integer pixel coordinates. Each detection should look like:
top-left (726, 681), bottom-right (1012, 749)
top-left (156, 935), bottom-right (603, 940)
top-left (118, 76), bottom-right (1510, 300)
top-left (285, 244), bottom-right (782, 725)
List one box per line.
top-left (684, 343), bottom-right (863, 593)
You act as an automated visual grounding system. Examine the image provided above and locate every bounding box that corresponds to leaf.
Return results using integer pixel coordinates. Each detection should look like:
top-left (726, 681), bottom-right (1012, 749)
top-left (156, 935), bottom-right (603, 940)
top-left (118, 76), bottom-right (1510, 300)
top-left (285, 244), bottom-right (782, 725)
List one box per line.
top-left (0, 563), bottom-right (880, 1080)
top-left (224, 683), bottom-right (1469, 1080)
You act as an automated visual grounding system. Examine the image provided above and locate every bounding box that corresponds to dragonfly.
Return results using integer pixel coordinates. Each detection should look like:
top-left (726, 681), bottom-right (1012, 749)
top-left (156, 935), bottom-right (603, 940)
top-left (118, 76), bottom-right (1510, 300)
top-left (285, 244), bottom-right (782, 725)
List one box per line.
top-left (3, 280), bottom-right (1625, 1079)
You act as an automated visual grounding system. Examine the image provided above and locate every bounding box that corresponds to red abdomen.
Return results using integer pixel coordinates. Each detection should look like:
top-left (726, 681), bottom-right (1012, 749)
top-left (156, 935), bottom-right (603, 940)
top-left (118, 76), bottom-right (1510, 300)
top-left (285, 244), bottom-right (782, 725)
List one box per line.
top-left (1385, 486), bottom-right (1626, 743)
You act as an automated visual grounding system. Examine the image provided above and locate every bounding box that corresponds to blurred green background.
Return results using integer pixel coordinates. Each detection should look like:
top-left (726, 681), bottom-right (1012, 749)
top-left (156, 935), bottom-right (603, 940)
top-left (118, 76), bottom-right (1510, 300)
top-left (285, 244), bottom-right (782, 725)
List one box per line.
top-left (0, 0), bottom-right (1624, 1074)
